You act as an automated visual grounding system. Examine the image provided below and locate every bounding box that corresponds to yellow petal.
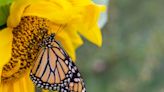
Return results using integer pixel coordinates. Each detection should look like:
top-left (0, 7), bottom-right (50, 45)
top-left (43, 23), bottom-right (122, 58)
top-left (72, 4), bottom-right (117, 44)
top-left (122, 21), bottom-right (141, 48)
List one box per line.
top-left (13, 72), bottom-right (35, 92)
top-left (79, 4), bottom-right (105, 31)
top-left (0, 81), bottom-right (13, 92)
top-left (0, 28), bottom-right (13, 67)
top-left (23, 0), bottom-right (75, 24)
top-left (66, 30), bottom-right (83, 49)
top-left (24, 74), bottom-right (35, 92)
top-left (56, 31), bottom-right (76, 61)
top-left (7, 0), bottom-right (33, 27)
top-left (42, 89), bottom-right (58, 92)
top-left (13, 79), bottom-right (21, 92)
top-left (68, 0), bottom-right (91, 6)
top-left (78, 25), bottom-right (102, 47)
top-left (42, 89), bottom-right (49, 92)
top-left (0, 67), bottom-right (2, 84)
top-left (0, 70), bottom-right (34, 92)
top-left (64, 23), bottom-right (83, 49)
top-left (42, 89), bottom-right (57, 92)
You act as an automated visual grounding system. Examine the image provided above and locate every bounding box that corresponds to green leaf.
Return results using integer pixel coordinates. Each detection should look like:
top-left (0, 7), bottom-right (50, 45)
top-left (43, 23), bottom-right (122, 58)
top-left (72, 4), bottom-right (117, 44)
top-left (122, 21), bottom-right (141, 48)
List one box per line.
top-left (0, 0), bottom-right (12, 6)
top-left (0, 0), bottom-right (12, 28)
top-left (0, 4), bottom-right (10, 27)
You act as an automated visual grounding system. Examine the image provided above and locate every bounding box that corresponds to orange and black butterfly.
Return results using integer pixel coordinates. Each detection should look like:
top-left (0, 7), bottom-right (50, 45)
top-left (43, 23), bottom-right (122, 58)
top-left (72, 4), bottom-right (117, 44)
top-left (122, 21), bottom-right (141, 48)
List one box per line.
top-left (30, 33), bottom-right (86, 92)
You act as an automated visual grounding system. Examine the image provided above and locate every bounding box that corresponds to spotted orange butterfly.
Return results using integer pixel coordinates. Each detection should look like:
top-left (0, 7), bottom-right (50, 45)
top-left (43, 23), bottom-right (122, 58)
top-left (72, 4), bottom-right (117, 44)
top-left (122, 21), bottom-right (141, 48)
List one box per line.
top-left (30, 33), bottom-right (86, 92)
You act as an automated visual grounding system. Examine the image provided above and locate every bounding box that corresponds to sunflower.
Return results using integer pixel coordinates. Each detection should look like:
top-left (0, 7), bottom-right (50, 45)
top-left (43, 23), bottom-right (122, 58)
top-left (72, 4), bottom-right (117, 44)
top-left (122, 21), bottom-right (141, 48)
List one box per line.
top-left (0, 0), bottom-right (105, 92)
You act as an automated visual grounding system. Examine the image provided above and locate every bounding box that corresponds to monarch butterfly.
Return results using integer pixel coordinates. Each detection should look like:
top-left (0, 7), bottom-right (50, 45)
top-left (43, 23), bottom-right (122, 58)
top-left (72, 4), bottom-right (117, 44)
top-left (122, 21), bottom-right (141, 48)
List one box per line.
top-left (30, 33), bottom-right (86, 92)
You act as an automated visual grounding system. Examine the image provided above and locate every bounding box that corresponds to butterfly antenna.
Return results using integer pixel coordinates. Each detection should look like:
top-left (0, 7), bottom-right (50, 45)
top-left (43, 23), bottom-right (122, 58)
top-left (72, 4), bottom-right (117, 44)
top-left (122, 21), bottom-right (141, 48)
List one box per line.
top-left (49, 24), bottom-right (67, 42)
top-left (55, 24), bottom-right (67, 35)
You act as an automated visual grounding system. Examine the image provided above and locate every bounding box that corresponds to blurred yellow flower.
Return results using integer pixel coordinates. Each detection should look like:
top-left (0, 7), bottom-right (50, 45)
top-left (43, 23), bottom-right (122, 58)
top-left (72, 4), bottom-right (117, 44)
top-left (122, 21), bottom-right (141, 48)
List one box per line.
top-left (0, 0), bottom-right (105, 92)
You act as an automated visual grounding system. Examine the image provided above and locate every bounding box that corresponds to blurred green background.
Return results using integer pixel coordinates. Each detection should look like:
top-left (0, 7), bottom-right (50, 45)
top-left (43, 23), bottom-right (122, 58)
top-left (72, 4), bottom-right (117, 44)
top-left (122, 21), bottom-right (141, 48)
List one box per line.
top-left (76, 0), bottom-right (164, 92)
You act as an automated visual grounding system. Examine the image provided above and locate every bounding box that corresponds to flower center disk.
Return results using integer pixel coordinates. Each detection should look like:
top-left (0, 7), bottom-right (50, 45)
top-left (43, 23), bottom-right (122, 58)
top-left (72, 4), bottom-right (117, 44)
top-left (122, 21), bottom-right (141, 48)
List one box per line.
top-left (1, 16), bottom-right (50, 83)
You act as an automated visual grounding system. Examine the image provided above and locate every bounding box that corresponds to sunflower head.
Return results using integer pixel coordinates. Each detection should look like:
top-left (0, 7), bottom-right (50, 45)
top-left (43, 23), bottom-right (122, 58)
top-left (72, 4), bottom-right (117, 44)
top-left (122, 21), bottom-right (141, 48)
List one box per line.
top-left (0, 0), bottom-right (106, 91)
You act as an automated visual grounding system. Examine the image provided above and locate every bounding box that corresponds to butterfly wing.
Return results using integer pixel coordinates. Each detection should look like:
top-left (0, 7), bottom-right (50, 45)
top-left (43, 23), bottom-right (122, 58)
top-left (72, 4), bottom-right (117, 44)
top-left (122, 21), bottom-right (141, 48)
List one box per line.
top-left (30, 34), bottom-right (86, 92)
top-left (30, 41), bottom-right (73, 91)
top-left (67, 61), bottom-right (86, 92)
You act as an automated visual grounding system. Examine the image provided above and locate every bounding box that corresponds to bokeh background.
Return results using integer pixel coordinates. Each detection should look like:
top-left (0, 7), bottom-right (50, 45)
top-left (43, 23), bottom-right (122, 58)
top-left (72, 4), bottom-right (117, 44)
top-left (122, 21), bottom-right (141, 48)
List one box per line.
top-left (76, 0), bottom-right (164, 92)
